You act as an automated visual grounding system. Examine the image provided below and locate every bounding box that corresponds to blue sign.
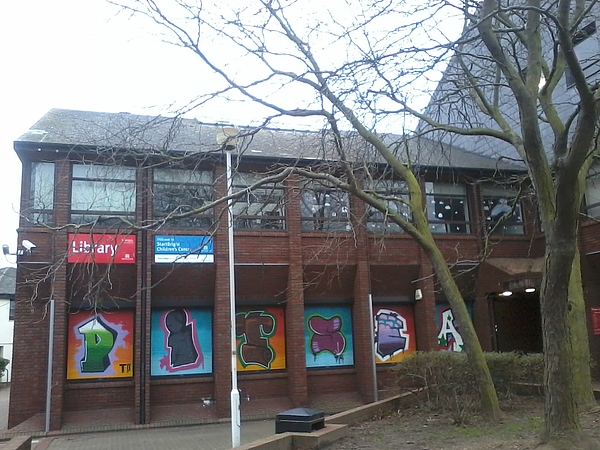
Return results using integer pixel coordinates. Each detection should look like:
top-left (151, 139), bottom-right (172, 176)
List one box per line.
top-left (154, 235), bottom-right (214, 263)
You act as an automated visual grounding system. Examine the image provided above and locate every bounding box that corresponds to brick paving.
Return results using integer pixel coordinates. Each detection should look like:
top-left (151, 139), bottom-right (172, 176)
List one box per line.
top-left (1, 387), bottom-right (368, 450)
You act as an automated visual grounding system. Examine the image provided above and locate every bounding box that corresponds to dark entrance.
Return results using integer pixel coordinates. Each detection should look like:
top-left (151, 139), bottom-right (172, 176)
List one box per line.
top-left (492, 293), bottom-right (543, 353)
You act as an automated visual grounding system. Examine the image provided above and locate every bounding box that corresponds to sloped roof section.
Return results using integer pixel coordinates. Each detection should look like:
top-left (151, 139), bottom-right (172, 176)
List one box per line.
top-left (16, 108), bottom-right (522, 171)
top-left (0, 267), bottom-right (16, 297)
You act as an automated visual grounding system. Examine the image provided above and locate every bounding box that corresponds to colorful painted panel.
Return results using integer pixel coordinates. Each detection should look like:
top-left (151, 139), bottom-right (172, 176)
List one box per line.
top-left (305, 305), bottom-right (354, 368)
top-left (374, 305), bottom-right (416, 364)
top-left (151, 309), bottom-right (213, 376)
top-left (436, 304), bottom-right (472, 352)
top-left (236, 307), bottom-right (286, 371)
top-left (67, 310), bottom-right (134, 380)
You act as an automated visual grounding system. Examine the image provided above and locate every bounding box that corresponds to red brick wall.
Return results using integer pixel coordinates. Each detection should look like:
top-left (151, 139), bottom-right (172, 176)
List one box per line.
top-left (10, 150), bottom-right (563, 429)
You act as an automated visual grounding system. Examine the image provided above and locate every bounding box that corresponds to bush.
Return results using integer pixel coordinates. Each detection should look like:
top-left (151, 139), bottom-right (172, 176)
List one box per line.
top-left (0, 357), bottom-right (9, 380)
top-left (394, 351), bottom-right (543, 423)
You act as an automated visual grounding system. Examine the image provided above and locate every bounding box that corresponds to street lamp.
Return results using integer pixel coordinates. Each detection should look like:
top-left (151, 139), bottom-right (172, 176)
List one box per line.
top-left (217, 126), bottom-right (241, 447)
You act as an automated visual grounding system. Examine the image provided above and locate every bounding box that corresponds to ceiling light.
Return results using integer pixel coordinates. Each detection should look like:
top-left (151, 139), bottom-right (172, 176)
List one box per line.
top-left (525, 288), bottom-right (536, 293)
top-left (501, 290), bottom-right (513, 297)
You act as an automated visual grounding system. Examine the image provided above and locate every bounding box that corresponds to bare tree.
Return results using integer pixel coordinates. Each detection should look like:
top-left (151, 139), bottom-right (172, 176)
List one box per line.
top-left (104, 0), bottom-right (509, 420)
top-left (106, 0), bottom-right (600, 445)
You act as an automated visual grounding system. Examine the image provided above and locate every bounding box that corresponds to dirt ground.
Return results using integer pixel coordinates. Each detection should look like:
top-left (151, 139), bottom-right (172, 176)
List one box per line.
top-left (326, 396), bottom-right (600, 450)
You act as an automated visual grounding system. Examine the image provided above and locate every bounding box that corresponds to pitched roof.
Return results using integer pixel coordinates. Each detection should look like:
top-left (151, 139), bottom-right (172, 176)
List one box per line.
top-left (15, 108), bottom-right (522, 171)
top-left (0, 267), bottom-right (16, 296)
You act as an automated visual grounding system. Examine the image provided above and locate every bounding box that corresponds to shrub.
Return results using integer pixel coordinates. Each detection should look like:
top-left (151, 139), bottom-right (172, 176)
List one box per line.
top-left (0, 357), bottom-right (9, 380)
top-left (394, 351), bottom-right (543, 423)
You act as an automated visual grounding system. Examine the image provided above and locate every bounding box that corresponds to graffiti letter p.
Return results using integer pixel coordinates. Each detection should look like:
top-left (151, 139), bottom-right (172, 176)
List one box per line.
top-left (78, 316), bottom-right (117, 373)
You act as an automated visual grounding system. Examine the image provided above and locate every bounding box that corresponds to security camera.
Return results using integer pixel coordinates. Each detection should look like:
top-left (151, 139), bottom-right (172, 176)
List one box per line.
top-left (22, 240), bottom-right (36, 252)
top-left (2, 244), bottom-right (9, 255)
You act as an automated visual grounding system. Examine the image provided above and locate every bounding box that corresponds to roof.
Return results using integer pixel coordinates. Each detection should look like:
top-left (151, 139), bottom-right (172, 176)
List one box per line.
top-left (15, 108), bottom-right (522, 172)
top-left (0, 267), bottom-right (16, 296)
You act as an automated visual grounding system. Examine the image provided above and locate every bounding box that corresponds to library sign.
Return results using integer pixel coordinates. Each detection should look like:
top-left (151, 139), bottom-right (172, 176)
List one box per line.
top-left (68, 234), bottom-right (136, 264)
top-left (154, 235), bottom-right (214, 263)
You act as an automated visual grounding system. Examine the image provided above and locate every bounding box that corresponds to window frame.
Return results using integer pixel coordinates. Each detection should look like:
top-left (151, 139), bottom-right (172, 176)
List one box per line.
top-left (425, 182), bottom-right (471, 234)
top-left (28, 161), bottom-right (55, 225)
top-left (152, 167), bottom-right (214, 229)
top-left (365, 179), bottom-right (411, 234)
top-left (70, 163), bottom-right (137, 226)
top-left (300, 183), bottom-right (350, 232)
top-left (482, 186), bottom-right (525, 235)
top-left (232, 172), bottom-right (286, 230)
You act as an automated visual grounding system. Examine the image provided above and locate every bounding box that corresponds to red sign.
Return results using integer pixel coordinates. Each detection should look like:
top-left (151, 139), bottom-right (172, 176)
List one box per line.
top-left (68, 234), bottom-right (136, 264)
top-left (592, 308), bottom-right (600, 336)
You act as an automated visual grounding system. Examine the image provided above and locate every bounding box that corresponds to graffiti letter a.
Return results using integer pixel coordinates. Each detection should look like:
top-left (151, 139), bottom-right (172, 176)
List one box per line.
top-left (78, 316), bottom-right (117, 373)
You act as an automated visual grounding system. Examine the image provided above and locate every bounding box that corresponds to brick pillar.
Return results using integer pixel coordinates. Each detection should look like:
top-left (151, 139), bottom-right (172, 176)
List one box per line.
top-left (414, 261), bottom-right (438, 351)
top-left (350, 196), bottom-right (377, 402)
top-left (47, 157), bottom-right (71, 430)
top-left (135, 167), bottom-right (151, 424)
top-left (285, 175), bottom-right (308, 406)
top-left (213, 164), bottom-right (232, 417)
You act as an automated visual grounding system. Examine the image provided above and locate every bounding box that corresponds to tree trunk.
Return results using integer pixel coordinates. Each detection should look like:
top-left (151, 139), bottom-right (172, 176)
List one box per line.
top-left (540, 235), bottom-right (593, 447)
top-left (425, 240), bottom-right (501, 420)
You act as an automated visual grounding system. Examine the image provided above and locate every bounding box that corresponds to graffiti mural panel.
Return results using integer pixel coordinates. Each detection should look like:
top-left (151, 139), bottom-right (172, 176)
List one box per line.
top-left (236, 307), bottom-right (286, 371)
top-left (305, 305), bottom-right (354, 368)
top-left (374, 305), bottom-right (416, 364)
top-left (151, 308), bottom-right (213, 376)
top-left (436, 303), bottom-right (472, 352)
top-left (67, 310), bottom-right (134, 380)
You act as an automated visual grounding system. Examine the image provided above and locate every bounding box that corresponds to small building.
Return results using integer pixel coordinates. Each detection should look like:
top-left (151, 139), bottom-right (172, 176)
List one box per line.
top-left (0, 267), bottom-right (16, 383)
top-left (7, 108), bottom-right (600, 431)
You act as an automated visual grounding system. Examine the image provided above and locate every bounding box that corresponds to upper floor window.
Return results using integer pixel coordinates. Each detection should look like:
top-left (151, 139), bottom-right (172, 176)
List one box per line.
top-left (71, 163), bottom-right (136, 225)
top-left (365, 179), bottom-right (411, 233)
top-left (9, 298), bottom-right (15, 321)
top-left (29, 162), bottom-right (54, 225)
top-left (153, 168), bottom-right (213, 228)
top-left (232, 172), bottom-right (285, 230)
top-left (584, 167), bottom-right (600, 218)
top-left (426, 182), bottom-right (470, 234)
top-left (301, 182), bottom-right (350, 231)
top-left (482, 186), bottom-right (524, 235)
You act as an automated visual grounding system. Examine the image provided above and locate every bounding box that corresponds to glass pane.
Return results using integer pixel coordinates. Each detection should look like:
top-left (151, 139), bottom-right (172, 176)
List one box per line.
top-left (73, 164), bottom-right (136, 181)
top-left (72, 180), bottom-right (136, 212)
top-left (585, 173), bottom-right (600, 217)
top-left (153, 168), bottom-right (212, 185)
top-left (232, 173), bottom-right (286, 230)
top-left (153, 184), bottom-right (212, 214)
top-left (31, 162), bottom-right (54, 210)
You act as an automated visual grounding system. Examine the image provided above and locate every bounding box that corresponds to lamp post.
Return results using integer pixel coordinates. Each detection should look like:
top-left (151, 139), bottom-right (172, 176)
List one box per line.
top-left (218, 126), bottom-right (242, 448)
top-left (227, 150), bottom-right (241, 447)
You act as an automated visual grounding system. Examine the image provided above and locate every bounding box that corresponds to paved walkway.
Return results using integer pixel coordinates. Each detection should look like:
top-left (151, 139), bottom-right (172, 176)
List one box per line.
top-left (0, 385), bottom-right (8, 433)
top-left (33, 420), bottom-right (276, 450)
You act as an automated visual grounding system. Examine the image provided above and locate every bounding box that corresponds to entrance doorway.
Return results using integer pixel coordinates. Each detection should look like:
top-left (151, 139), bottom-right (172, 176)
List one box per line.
top-left (491, 292), bottom-right (543, 353)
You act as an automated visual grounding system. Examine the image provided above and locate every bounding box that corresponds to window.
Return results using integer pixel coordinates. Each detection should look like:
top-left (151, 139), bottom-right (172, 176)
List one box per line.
top-left (482, 186), bottom-right (524, 235)
top-left (566, 21), bottom-right (599, 88)
top-left (232, 173), bottom-right (286, 230)
top-left (301, 183), bottom-right (350, 231)
top-left (426, 182), bottom-right (470, 234)
top-left (9, 298), bottom-right (15, 321)
top-left (365, 179), bottom-right (411, 233)
top-left (585, 168), bottom-right (600, 218)
top-left (71, 163), bottom-right (136, 225)
top-left (28, 162), bottom-right (54, 224)
top-left (153, 168), bottom-right (213, 228)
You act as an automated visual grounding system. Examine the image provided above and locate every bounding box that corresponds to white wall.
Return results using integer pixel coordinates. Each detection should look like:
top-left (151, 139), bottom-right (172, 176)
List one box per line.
top-left (0, 299), bottom-right (14, 382)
